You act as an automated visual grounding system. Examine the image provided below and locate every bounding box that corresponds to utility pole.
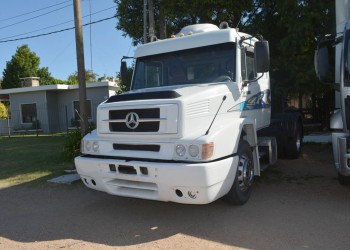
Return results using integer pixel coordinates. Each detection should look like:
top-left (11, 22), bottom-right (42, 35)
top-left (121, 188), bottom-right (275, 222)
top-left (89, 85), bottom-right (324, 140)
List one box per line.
top-left (143, 0), bottom-right (147, 43)
top-left (73, 0), bottom-right (88, 135)
top-left (148, 0), bottom-right (155, 39)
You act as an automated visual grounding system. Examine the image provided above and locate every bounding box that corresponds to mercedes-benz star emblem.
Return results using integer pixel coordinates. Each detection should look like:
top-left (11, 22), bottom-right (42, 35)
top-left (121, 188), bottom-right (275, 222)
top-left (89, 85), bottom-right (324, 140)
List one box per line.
top-left (125, 112), bottom-right (140, 129)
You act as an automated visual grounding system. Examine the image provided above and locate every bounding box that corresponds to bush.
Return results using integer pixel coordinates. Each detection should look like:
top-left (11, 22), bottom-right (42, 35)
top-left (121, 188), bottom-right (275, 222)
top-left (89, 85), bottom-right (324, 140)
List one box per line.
top-left (63, 129), bottom-right (83, 161)
top-left (62, 123), bottom-right (96, 161)
top-left (70, 118), bottom-right (80, 128)
top-left (0, 102), bottom-right (8, 119)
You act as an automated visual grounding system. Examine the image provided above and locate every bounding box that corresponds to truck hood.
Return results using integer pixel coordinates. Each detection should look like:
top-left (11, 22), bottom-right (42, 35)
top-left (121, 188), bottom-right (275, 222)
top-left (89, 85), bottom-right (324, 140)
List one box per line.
top-left (106, 83), bottom-right (233, 104)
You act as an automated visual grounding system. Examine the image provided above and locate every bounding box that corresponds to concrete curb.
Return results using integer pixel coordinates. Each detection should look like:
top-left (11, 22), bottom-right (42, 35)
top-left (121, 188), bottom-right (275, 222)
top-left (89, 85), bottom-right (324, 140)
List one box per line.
top-left (48, 174), bottom-right (81, 184)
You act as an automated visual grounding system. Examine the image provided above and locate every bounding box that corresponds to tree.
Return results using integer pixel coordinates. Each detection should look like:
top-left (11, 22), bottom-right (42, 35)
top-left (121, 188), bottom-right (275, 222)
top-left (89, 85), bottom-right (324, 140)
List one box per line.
top-left (115, 0), bottom-right (253, 45)
top-left (115, 0), bottom-right (335, 119)
top-left (245, 0), bottom-right (334, 112)
top-left (2, 45), bottom-right (63, 88)
top-left (2, 45), bottom-right (40, 89)
top-left (97, 75), bottom-right (115, 82)
top-left (37, 67), bottom-right (64, 85)
top-left (67, 69), bottom-right (98, 85)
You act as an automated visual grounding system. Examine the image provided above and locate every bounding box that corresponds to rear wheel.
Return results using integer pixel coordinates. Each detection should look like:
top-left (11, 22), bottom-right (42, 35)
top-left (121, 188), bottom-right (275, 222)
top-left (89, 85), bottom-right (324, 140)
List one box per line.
top-left (225, 141), bottom-right (254, 205)
top-left (285, 121), bottom-right (303, 159)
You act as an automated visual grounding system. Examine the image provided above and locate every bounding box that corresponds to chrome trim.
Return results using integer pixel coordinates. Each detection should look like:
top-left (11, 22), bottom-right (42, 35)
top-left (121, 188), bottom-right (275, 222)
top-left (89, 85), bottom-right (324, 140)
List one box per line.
top-left (103, 118), bottom-right (166, 123)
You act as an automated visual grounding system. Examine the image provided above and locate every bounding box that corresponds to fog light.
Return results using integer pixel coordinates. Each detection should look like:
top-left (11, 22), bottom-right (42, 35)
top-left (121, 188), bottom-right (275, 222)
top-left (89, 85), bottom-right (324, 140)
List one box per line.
top-left (188, 191), bottom-right (197, 199)
top-left (92, 141), bottom-right (99, 152)
top-left (176, 144), bottom-right (186, 157)
top-left (85, 141), bottom-right (91, 151)
top-left (189, 145), bottom-right (199, 157)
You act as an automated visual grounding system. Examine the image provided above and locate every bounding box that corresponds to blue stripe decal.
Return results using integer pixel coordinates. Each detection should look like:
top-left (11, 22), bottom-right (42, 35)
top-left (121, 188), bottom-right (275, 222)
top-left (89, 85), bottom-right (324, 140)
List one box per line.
top-left (229, 90), bottom-right (271, 111)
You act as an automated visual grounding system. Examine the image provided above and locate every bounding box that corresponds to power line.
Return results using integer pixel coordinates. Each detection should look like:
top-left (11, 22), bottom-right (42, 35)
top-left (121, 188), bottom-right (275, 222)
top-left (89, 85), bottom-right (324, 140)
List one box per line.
top-left (0, 4), bottom-right (73, 30)
top-left (0, 0), bottom-right (72, 22)
top-left (0, 16), bottom-right (117, 43)
top-left (0, 6), bottom-right (116, 41)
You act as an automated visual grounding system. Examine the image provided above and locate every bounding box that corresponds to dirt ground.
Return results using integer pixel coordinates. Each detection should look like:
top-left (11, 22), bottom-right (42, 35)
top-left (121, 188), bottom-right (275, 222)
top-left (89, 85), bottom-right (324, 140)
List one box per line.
top-left (1, 144), bottom-right (350, 250)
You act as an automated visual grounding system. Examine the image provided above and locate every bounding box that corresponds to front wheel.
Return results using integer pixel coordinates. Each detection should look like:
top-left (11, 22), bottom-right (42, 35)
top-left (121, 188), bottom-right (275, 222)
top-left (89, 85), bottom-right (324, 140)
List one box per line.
top-left (224, 140), bottom-right (254, 205)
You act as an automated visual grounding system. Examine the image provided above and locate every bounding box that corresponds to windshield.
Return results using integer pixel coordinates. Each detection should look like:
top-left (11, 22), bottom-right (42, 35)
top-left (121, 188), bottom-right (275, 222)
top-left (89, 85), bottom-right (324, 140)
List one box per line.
top-left (132, 42), bottom-right (236, 90)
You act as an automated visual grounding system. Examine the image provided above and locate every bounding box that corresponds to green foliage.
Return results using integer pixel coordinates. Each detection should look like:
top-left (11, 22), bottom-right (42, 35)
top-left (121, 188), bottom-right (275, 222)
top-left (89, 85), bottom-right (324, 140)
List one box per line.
top-left (243, 0), bottom-right (335, 110)
top-left (117, 66), bottom-right (133, 94)
top-left (36, 67), bottom-right (64, 85)
top-left (0, 135), bottom-right (70, 188)
top-left (63, 129), bottom-right (82, 161)
top-left (0, 102), bottom-right (8, 119)
top-left (1, 45), bottom-right (63, 88)
top-left (115, 0), bottom-right (335, 109)
top-left (63, 123), bottom-right (96, 161)
top-left (115, 0), bottom-right (251, 45)
top-left (2, 45), bottom-right (40, 89)
top-left (97, 75), bottom-right (115, 82)
top-left (70, 118), bottom-right (80, 128)
top-left (67, 70), bottom-right (98, 85)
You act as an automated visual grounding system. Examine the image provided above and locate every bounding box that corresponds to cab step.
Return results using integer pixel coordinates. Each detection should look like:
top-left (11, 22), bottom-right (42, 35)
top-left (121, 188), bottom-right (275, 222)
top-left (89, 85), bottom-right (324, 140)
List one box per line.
top-left (257, 136), bottom-right (277, 171)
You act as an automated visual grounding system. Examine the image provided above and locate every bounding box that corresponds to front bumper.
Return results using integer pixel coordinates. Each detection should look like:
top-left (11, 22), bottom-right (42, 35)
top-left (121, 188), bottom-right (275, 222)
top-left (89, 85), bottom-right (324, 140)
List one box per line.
top-left (75, 155), bottom-right (238, 204)
top-left (332, 132), bottom-right (350, 176)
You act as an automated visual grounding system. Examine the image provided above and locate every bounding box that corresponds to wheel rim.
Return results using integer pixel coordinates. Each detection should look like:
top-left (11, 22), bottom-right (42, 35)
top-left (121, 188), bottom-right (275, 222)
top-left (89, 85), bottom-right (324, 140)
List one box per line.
top-left (237, 155), bottom-right (254, 192)
top-left (295, 128), bottom-right (302, 152)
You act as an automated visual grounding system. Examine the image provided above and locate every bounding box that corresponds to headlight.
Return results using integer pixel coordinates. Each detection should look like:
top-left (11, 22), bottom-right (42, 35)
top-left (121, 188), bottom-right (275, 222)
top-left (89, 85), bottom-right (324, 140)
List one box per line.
top-left (92, 141), bottom-right (99, 152)
top-left (85, 141), bottom-right (91, 151)
top-left (176, 144), bottom-right (186, 157)
top-left (188, 145), bottom-right (199, 157)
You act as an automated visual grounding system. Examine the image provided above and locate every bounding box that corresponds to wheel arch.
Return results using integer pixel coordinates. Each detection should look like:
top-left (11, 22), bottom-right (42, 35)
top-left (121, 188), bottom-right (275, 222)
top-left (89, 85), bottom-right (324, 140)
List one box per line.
top-left (240, 122), bottom-right (260, 176)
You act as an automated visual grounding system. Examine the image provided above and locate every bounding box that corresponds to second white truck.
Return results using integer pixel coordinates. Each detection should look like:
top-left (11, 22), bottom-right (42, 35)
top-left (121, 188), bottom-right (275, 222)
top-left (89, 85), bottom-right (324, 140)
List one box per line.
top-left (315, 0), bottom-right (350, 184)
top-left (75, 23), bottom-right (303, 205)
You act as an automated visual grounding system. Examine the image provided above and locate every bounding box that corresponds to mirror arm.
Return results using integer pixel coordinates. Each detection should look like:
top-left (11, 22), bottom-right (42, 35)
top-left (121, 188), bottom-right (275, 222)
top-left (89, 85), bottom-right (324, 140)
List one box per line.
top-left (242, 73), bottom-right (265, 88)
top-left (121, 56), bottom-right (133, 63)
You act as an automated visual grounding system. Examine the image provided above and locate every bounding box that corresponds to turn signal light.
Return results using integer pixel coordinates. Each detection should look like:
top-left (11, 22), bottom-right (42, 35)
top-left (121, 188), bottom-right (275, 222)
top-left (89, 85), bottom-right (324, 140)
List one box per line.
top-left (202, 142), bottom-right (214, 159)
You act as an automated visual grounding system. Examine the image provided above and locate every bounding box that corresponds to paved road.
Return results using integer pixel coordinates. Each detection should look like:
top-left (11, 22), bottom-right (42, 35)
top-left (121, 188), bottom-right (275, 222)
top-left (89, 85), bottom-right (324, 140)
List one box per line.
top-left (0, 144), bottom-right (350, 250)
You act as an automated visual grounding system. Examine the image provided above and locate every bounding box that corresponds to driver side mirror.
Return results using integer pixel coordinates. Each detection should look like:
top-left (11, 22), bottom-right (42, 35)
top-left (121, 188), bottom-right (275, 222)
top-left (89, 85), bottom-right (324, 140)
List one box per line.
top-left (120, 61), bottom-right (128, 85)
top-left (255, 41), bottom-right (270, 73)
top-left (314, 47), bottom-right (330, 84)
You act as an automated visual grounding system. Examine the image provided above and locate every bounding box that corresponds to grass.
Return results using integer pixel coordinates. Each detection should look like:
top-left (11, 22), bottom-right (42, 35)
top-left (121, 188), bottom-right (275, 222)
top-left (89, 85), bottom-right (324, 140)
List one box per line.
top-left (0, 134), bottom-right (72, 189)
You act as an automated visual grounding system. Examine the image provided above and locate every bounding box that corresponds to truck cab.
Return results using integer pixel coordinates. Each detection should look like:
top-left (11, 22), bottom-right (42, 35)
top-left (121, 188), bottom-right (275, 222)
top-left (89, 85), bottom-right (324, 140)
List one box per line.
top-left (75, 23), bottom-right (302, 205)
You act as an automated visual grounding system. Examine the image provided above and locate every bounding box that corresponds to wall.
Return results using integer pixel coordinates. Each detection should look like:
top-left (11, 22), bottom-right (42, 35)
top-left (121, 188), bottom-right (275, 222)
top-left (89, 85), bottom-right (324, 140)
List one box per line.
top-left (0, 119), bottom-right (10, 135)
top-left (46, 91), bottom-right (61, 133)
top-left (3, 83), bottom-right (118, 134)
top-left (57, 86), bottom-right (112, 128)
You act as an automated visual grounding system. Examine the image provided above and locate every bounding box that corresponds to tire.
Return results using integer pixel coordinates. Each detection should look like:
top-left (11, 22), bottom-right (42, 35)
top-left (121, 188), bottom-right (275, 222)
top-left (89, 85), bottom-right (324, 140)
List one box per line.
top-left (285, 121), bottom-right (303, 159)
top-left (338, 173), bottom-right (350, 185)
top-left (225, 140), bottom-right (254, 205)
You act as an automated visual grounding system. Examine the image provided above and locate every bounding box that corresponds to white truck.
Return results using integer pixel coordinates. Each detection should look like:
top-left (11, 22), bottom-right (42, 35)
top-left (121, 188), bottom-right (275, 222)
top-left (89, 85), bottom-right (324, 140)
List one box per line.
top-left (75, 23), bottom-right (303, 205)
top-left (315, 0), bottom-right (350, 184)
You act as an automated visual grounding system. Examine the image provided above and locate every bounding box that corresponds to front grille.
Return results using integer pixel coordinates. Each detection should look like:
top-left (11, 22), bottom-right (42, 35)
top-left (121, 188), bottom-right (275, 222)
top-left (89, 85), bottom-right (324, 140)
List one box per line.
top-left (113, 144), bottom-right (160, 152)
top-left (109, 108), bottom-right (160, 132)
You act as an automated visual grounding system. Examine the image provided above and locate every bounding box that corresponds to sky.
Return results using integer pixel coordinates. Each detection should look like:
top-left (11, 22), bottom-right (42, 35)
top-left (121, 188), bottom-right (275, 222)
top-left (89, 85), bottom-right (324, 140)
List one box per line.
top-left (0, 0), bottom-right (134, 81)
